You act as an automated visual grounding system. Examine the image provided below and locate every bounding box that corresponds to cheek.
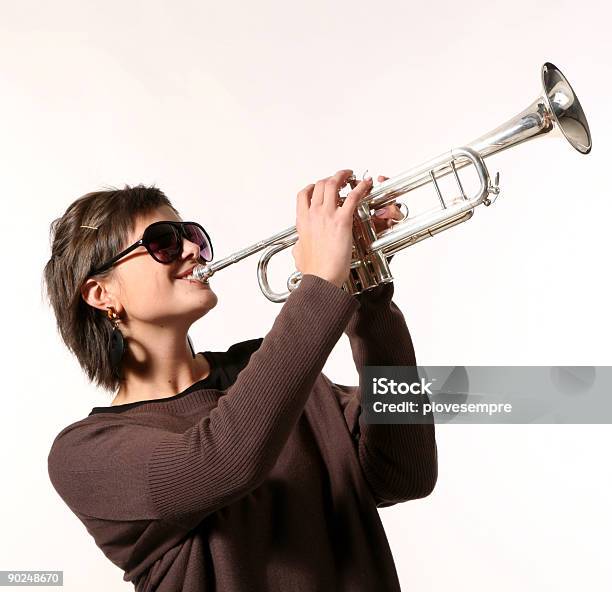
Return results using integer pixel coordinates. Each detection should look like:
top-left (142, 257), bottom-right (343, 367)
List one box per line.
top-left (119, 263), bottom-right (174, 313)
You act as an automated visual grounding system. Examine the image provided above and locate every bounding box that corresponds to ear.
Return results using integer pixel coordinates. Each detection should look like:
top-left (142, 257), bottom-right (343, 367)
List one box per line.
top-left (80, 277), bottom-right (122, 315)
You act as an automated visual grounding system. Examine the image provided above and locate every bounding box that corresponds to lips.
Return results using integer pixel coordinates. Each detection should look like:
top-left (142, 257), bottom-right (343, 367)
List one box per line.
top-left (175, 266), bottom-right (197, 279)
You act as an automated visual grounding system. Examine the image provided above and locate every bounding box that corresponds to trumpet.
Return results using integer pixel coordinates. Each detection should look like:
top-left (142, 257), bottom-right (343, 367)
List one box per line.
top-left (189, 62), bottom-right (591, 302)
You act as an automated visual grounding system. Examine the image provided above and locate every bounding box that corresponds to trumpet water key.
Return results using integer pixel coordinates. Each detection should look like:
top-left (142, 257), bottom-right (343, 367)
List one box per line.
top-left (188, 62), bottom-right (591, 302)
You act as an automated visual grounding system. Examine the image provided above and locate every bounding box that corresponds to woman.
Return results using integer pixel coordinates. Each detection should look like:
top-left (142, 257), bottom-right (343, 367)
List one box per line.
top-left (44, 169), bottom-right (437, 592)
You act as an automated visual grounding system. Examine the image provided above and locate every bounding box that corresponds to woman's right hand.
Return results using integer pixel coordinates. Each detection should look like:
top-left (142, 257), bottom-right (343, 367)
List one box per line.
top-left (292, 169), bottom-right (373, 289)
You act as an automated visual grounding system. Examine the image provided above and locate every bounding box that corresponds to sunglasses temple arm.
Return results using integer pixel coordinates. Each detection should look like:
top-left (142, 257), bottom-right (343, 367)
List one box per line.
top-left (90, 241), bottom-right (144, 275)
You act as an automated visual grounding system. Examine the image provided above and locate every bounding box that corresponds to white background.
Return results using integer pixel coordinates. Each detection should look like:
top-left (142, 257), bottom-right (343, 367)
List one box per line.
top-left (1, 0), bottom-right (610, 590)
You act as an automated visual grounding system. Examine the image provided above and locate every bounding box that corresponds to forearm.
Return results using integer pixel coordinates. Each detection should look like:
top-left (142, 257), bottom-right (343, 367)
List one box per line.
top-left (345, 280), bottom-right (416, 367)
top-left (344, 281), bottom-right (438, 504)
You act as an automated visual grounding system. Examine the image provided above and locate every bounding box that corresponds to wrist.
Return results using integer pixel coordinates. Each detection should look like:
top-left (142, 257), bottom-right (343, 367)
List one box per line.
top-left (303, 272), bottom-right (345, 290)
top-left (318, 274), bottom-right (345, 289)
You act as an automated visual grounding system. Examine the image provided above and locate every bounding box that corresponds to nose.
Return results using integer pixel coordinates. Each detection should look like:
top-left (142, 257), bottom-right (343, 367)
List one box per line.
top-left (181, 233), bottom-right (201, 262)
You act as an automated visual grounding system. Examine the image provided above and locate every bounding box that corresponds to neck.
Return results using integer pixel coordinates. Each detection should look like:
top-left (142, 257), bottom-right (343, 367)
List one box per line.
top-left (111, 321), bottom-right (210, 406)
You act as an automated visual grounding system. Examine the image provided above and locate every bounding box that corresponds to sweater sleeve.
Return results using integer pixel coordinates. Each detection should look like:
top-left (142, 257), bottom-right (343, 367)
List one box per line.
top-left (334, 281), bottom-right (438, 507)
top-left (47, 274), bottom-right (360, 531)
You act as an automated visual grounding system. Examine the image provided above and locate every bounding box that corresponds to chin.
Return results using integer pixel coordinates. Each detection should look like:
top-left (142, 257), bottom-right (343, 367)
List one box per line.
top-left (169, 282), bottom-right (218, 319)
top-left (192, 290), bottom-right (218, 315)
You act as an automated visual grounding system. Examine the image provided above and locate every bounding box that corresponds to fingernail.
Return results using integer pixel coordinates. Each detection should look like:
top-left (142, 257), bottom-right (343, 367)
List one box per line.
top-left (364, 175), bottom-right (372, 181)
top-left (374, 207), bottom-right (388, 217)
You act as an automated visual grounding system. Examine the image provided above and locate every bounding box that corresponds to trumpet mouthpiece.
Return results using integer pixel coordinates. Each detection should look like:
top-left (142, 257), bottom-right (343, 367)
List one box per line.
top-left (188, 264), bottom-right (213, 283)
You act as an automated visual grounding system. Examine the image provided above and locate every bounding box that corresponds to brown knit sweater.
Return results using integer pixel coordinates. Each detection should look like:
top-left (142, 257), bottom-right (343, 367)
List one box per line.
top-left (47, 273), bottom-right (437, 591)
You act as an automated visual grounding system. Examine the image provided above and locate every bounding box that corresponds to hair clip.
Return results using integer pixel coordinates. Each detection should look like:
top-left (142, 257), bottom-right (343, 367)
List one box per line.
top-left (80, 225), bottom-right (99, 230)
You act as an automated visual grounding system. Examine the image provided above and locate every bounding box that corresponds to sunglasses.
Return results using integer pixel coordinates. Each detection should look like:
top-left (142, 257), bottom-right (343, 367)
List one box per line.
top-left (89, 221), bottom-right (214, 276)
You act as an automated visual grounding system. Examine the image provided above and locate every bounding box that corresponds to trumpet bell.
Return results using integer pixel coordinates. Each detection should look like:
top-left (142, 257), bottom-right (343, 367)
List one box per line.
top-left (542, 62), bottom-right (591, 154)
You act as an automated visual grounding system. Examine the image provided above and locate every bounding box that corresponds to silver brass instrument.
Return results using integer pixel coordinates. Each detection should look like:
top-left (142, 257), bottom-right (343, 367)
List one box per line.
top-left (189, 62), bottom-right (591, 302)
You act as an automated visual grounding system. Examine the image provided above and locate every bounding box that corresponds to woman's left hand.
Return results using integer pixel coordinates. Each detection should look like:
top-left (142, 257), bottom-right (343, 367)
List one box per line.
top-left (371, 175), bottom-right (403, 231)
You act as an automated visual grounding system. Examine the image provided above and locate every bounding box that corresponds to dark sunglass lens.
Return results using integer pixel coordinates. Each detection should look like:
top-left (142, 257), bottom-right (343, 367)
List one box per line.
top-left (145, 224), bottom-right (181, 262)
top-left (184, 223), bottom-right (212, 261)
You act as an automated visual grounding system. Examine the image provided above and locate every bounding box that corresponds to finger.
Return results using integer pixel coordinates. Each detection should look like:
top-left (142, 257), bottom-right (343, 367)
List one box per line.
top-left (386, 203), bottom-right (404, 221)
top-left (296, 184), bottom-right (315, 229)
top-left (375, 202), bottom-right (402, 219)
top-left (378, 175), bottom-right (389, 182)
top-left (322, 169), bottom-right (353, 211)
top-left (340, 176), bottom-right (373, 218)
top-left (310, 176), bottom-right (330, 208)
top-left (374, 206), bottom-right (389, 218)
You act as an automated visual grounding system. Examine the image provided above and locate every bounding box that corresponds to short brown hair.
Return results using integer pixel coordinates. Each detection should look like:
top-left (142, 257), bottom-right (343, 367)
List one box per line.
top-left (42, 184), bottom-right (179, 393)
